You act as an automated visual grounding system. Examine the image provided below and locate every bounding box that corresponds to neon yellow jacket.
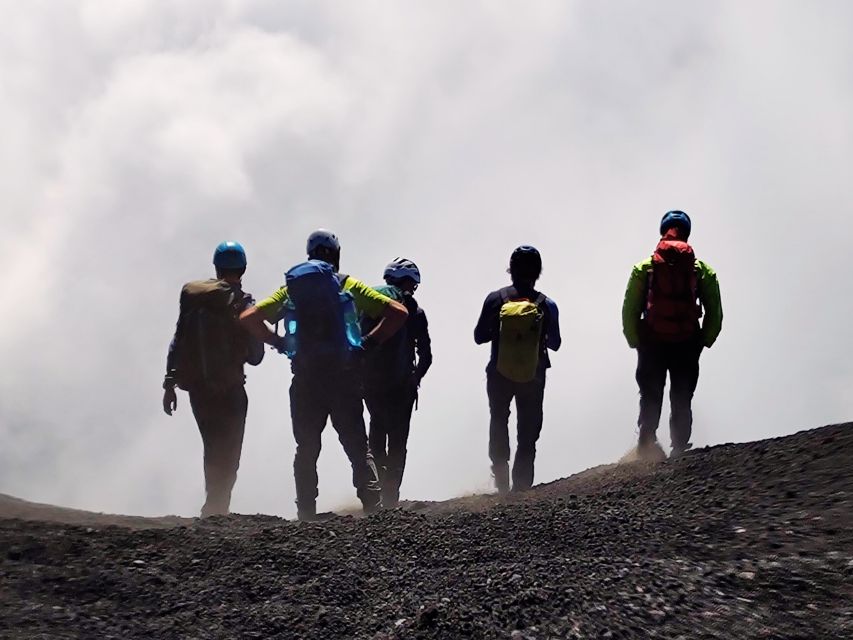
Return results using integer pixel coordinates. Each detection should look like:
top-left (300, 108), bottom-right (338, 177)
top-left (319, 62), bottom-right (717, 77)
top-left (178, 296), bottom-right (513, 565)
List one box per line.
top-left (622, 257), bottom-right (723, 349)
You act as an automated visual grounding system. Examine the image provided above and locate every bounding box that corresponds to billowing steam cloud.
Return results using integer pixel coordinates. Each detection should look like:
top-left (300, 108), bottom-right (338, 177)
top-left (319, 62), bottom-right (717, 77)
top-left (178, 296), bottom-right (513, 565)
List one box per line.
top-left (2, 1), bottom-right (851, 517)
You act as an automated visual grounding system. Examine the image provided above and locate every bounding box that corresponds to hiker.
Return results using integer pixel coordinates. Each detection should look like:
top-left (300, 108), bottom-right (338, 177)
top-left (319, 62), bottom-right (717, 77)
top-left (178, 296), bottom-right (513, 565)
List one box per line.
top-left (362, 258), bottom-right (433, 508)
top-left (162, 241), bottom-right (264, 517)
top-left (622, 210), bottom-right (723, 459)
top-left (239, 230), bottom-right (409, 521)
top-left (474, 246), bottom-right (561, 495)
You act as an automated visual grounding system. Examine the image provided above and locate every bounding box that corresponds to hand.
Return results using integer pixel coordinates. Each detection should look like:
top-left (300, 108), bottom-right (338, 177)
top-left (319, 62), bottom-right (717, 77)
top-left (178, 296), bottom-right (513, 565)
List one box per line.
top-left (361, 333), bottom-right (378, 352)
top-left (272, 335), bottom-right (289, 354)
top-left (407, 376), bottom-right (421, 397)
top-left (162, 387), bottom-right (178, 415)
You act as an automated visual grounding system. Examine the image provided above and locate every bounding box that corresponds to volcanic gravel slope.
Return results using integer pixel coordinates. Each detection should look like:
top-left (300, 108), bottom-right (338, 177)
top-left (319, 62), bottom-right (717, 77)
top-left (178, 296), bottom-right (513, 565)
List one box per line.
top-left (1, 424), bottom-right (851, 640)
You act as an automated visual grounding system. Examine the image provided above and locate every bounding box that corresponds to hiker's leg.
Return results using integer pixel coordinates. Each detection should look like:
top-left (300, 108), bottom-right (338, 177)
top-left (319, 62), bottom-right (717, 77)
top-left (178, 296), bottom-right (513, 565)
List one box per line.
top-left (330, 372), bottom-right (380, 509)
top-left (487, 372), bottom-right (514, 465)
top-left (364, 389), bottom-right (391, 484)
top-left (487, 372), bottom-right (514, 492)
top-left (189, 390), bottom-right (220, 517)
top-left (669, 339), bottom-right (702, 451)
top-left (290, 374), bottom-right (328, 515)
top-left (201, 386), bottom-right (247, 516)
top-left (512, 373), bottom-right (546, 491)
top-left (384, 385), bottom-right (416, 506)
top-left (636, 344), bottom-right (667, 446)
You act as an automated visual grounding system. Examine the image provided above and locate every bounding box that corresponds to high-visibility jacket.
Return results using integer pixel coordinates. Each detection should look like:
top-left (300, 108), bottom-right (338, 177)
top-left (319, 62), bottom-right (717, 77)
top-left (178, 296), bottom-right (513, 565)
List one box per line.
top-left (622, 257), bottom-right (723, 349)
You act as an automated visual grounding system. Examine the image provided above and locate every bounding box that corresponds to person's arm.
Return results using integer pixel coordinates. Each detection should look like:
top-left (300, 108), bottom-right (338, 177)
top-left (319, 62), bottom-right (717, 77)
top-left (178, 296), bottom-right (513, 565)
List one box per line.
top-left (237, 292), bottom-right (265, 366)
top-left (474, 293), bottom-right (498, 345)
top-left (345, 278), bottom-right (408, 347)
top-left (245, 332), bottom-right (266, 365)
top-left (544, 298), bottom-right (561, 351)
top-left (239, 305), bottom-right (284, 349)
top-left (622, 261), bottom-right (649, 349)
top-left (414, 308), bottom-right (433, 381)
top-left (238, 287), bottom-right (289, 350)
top-left (162, 288), bottom-right (185, 416)
top-left (697, 261), bottom-right (723, 348)
top-left (363, 300), bottom-right (408, 346)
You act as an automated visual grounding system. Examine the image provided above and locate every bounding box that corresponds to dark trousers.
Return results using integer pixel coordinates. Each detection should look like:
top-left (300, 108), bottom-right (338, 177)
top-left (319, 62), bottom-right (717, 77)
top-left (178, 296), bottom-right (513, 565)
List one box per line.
top-left (487, 370), bottom-right (546, 491)
top-left (188, 385), bottom-right (248, 517)
top-left (289, 370), bottom-right (380, 511)
top-left (364, 384), bottom-right (417, 495)
top-left (636, 339), bottom-right (702, 449)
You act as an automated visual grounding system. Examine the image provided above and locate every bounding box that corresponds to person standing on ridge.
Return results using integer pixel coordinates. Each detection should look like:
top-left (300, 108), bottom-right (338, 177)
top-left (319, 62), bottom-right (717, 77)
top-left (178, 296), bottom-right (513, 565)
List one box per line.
top-left (239, 230), bottom-right (409, 521)
top-left (362, 258), bottom-right (433, 508)
top-left (162, 241), bottom-right (265, 517)
top-left (622, 211), bottom-right (723, 459)
top-left (474, 246), bottom-right (561, 495)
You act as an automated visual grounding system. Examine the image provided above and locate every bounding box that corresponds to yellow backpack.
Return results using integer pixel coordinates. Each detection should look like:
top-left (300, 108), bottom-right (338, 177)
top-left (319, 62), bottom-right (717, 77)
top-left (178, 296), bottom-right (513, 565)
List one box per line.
top-left (496, 290), bottom-right (546, 382)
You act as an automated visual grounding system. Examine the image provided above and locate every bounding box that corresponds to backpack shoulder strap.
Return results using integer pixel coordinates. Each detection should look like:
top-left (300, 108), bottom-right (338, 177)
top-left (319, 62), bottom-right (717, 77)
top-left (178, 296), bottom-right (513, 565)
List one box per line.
top-left (499, 286), bottom-right (516, 304)
top-left (533, 293), bottom-right (546, 307)
top-left (337, 273), bottom-right (349, 288)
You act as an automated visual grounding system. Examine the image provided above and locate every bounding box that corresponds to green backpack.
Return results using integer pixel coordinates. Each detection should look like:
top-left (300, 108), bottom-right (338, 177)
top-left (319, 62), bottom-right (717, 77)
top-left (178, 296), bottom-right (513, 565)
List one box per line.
top-left (496, 290), bottom-right (546, 383)
top-left (174, 279), bottom-right (247, 392)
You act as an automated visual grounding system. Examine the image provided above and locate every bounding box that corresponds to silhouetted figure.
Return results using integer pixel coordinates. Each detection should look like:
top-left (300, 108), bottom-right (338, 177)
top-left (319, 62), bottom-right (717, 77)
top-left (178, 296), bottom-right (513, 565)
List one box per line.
top-left (622, 211), bottom-right (723, 458)
top-left (475, 246), bottom-right (561, 494)
top-left (363, 258), bottom-right (432, 508)
top-left (239, 230), bottom-right (408, 521)
top-left (162, 241), bottom-right (264, 517)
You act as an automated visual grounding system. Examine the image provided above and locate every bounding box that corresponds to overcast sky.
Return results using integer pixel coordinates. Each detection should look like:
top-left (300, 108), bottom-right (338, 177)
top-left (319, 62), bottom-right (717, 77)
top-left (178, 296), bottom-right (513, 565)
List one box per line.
top-left (1, 1), bottom-right (851, 518)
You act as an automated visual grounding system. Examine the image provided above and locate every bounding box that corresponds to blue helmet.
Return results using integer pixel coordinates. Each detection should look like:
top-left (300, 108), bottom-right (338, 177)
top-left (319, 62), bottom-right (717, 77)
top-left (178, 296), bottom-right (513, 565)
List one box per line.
top-left (660, 210), bottom-right (692, 237)
top-left (306, 229), bottom-right (340, 256)
top-left (384, 257), bottom-right (421, 284)
top-left (213, 241), bottom-right (247, 269)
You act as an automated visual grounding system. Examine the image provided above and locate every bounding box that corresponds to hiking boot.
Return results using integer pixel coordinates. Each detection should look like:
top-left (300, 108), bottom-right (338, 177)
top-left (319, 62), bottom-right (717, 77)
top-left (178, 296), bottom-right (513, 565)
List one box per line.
top-left (358, 487), bottom-right (382, 515)
top-left (492, 462), bottom-right (510, 495)
top-left (669, 442), bottom-right (694, 459)
top-left (200, 502), bottom-right (228, 519)
top-left (296, 502), bottom-right (317, 522)
top-left (382, 484), bottom-right (400, 510)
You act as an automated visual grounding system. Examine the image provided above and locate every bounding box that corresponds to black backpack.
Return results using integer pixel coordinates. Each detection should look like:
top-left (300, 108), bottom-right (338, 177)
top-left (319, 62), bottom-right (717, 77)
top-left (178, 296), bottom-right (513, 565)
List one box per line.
top-left (174, 279), bottom-right (247, 392)
top-left (361, 287), bottom-right (416, 389)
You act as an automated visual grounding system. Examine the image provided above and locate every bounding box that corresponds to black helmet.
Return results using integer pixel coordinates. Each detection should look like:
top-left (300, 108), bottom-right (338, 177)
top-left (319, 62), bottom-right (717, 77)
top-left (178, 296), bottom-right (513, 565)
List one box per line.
top-left (509, 245), bottom-right (542, 281)
top-left (306, 229), bottom-right (340, 255)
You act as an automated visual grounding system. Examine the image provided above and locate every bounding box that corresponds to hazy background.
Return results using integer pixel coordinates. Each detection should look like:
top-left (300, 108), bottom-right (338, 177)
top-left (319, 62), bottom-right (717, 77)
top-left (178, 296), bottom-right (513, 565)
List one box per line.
top-left (2, 1), bottom-right (851, 518)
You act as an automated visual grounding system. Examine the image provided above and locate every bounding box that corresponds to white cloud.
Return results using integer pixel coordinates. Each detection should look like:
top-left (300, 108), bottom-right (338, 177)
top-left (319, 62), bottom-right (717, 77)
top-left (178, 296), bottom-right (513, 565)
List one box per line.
top-left (1, 1), bottom-right (851, 518)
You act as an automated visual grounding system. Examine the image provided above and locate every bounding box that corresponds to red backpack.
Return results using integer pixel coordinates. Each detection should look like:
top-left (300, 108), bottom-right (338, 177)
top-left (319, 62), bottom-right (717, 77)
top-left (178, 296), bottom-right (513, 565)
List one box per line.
top-left (644, 237), bottom-right (702, 342)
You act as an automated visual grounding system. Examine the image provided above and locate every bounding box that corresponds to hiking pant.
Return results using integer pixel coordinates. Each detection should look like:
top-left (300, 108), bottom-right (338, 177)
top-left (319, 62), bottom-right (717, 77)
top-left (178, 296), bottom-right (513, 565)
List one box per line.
top-left (364, 383), bottom-right (417, 499)
top-left (290, 370), bottom-right (380, 512)
top-left (636, 339), bottom-right (703, 450)
top-left (188, 385), bottom-right (248, 517)
top-left (487, 370), bottom-right (546, 491)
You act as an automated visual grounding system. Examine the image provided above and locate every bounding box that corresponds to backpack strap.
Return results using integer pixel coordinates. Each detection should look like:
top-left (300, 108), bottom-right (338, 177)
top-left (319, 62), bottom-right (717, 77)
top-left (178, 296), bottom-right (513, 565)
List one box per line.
top-left (533, 293), bottom-right (546, 308)
top-left (337, 273), bottom-right (349, 288)
top-left (499, 286), bottom-right (519, 304)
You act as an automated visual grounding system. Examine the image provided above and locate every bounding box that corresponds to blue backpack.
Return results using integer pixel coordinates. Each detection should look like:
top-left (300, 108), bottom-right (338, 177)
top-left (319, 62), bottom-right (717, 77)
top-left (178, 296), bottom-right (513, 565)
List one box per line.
top-left (280, 260), bottom-right (362, 369)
